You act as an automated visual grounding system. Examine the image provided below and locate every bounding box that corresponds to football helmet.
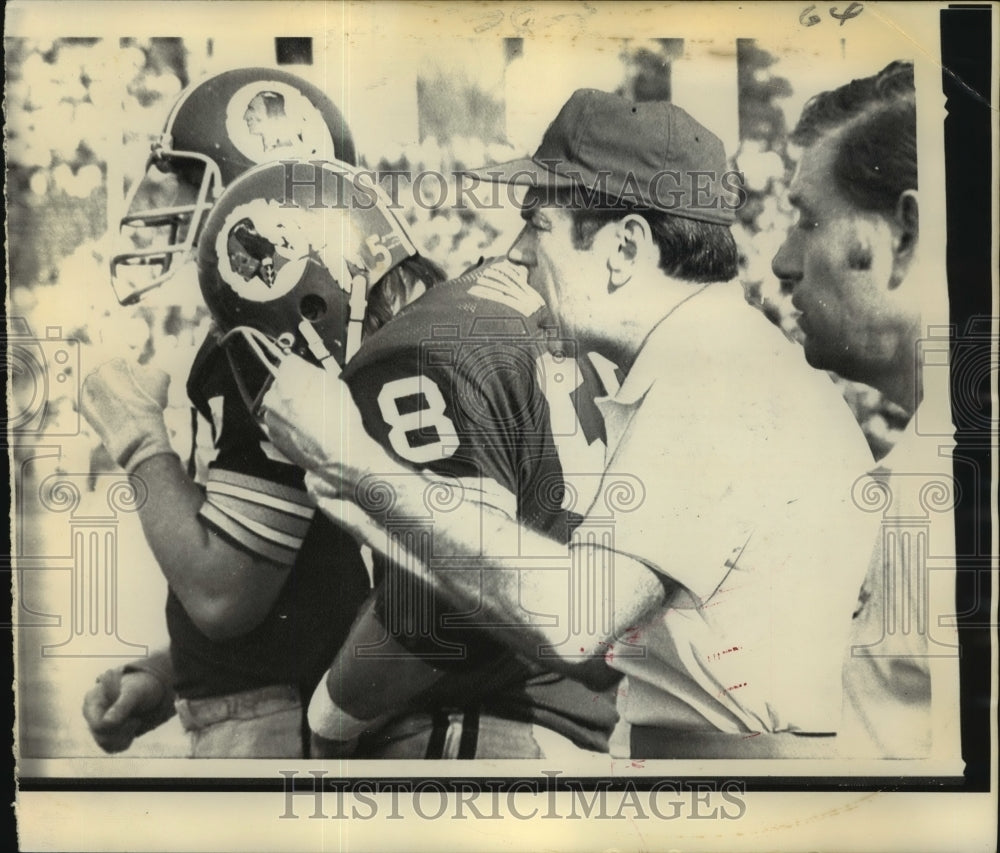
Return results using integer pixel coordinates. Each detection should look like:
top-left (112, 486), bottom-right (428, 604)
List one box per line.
top-left (111, 67), bottom-right (356, 305)
top-left (197, 159), bottom-right (416, 413)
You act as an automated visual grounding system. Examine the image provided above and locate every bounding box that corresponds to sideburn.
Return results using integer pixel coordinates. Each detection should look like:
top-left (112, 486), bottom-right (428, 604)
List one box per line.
top-left (847, 239), bottom-right (873, 271)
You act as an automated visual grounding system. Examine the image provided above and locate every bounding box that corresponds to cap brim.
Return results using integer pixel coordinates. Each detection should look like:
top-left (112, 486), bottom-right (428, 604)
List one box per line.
top-left (459, 158), bottom-right (579, 189)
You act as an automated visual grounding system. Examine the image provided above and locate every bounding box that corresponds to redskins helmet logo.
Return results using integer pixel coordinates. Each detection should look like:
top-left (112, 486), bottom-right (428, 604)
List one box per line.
top-left (215, 198), bottom-right (366, 303)
top-left (225, 81), bottom-right (336, 163)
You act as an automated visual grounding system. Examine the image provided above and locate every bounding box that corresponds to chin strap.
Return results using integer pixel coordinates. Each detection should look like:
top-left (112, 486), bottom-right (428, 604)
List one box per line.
top-left (218, 324), bottom-right (340, 421)
top-left (218, 325), bottom-right (289, 377)
top-left (344, 272), bottom-right (370, 364)
top-left (296, 319), bottom-right (335, 368)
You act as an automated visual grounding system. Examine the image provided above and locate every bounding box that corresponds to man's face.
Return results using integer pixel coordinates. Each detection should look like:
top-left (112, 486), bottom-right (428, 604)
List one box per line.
top-left (771, 133), bottom-right (903, 383)
top-left (243, 95), bottom-right (267, 135)
top-left (506, 193), bottom-right (607, 345)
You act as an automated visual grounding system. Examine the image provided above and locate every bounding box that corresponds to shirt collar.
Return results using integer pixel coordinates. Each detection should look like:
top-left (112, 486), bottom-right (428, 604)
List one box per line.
top-left (602, 282), bottom-right (715, 407)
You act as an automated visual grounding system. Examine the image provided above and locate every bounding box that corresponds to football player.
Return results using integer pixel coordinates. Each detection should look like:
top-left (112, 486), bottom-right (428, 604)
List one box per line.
top-left (110, 67), bottom-right (356, 306)
top-left (316, 261), bottom-right (623, 759)
top-left (80, 70), bottom-right (448, 758)
top-left (205, 160), bottom-right (623, 759)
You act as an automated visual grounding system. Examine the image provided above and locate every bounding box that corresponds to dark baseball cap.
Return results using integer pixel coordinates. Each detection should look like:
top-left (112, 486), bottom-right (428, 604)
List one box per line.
top-left (461, 89), bottom-right (738, 224)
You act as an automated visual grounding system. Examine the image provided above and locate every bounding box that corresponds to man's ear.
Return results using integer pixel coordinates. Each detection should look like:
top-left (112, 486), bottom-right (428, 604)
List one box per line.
top-left (890, 190), bottom-right (919, 287)
top-left (608, 214), bottom-right (653, 289)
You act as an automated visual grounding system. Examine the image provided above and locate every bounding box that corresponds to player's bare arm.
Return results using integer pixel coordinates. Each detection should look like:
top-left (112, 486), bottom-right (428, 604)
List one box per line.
top-left (129, 455), bottom-right (292, 639)
top-left (80, 359), bottom-right (290, 640)
top-left (305, 592), bottom-right (443, 748)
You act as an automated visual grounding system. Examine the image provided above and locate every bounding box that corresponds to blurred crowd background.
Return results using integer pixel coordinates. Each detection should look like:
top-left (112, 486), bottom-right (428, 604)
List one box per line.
top-left (6, 35), bottom-right (910, 481)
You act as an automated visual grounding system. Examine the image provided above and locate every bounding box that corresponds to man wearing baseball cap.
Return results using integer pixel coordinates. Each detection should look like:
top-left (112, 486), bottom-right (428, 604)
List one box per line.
top-left (262, 89), bottom-right (879, 758)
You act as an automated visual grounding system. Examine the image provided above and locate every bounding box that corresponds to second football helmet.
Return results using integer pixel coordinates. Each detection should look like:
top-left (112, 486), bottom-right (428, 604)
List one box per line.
top-left (111, 67), bottom-right (356, 304)
top-left (197, 159), bottom-right (417, 411)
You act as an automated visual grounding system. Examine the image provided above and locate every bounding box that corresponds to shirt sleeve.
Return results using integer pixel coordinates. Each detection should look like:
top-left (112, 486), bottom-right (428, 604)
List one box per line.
top-left (588, 355), bottom-right (873, 606)
top-left (193, 359), bottom-right (316, 568)
top-left (590, 379), bottom-right (756, 604)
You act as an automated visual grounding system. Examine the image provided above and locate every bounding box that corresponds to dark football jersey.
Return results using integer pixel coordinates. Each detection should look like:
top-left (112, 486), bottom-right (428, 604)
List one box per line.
top-left (340, 261), bottom-right (621, 750)
top-left (167, 331), bottom-right (371, 700)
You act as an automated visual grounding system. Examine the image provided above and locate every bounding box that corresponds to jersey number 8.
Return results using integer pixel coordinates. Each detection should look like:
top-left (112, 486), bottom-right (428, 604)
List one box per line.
top-left (376, 376), bottom-right (458, 464)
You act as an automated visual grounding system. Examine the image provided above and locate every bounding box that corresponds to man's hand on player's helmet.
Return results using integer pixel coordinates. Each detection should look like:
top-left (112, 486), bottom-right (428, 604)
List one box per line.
top-left (80, 358), bottom-right (176, 472)
top-left (82, 666), bottom-right (176, 754)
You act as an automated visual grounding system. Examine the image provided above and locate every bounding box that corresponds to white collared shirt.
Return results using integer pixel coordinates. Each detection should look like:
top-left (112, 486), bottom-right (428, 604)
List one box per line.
top-left (583, 281), bottom-right (879, 733)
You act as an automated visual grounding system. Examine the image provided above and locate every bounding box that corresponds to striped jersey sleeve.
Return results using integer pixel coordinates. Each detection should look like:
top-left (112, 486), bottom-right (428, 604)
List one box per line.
top-left (188, 331), bottom-right (316, 568)
top-left (199, 468), bottom-right (315, 566)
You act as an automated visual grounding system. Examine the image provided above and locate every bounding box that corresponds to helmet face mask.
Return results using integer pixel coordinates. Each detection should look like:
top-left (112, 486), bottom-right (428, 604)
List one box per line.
top-left (111, 67), bottom-right (356, 306)
top-left (111, 147), bottom-right (222, 305)
top-left (198, 159), bottom-right (417, 414)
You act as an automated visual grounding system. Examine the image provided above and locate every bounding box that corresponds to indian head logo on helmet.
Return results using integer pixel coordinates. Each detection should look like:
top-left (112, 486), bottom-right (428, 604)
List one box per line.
top-left (213, 199), bottom-right (368, 305)
top-left (111, 67), bottom-right (356, 305)
top-left (197, 159), bottom-right (416, 382)
top-left (226, 81), bottom-right (336, 162)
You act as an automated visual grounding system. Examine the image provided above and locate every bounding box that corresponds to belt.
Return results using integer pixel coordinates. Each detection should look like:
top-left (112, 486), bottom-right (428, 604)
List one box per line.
top-left (630, 725), bottom-right (839, 759)
top-left (426, 708), bottom-right (480, 759)
top-left (366, 709), bottom-right (602, 760)
top-left (175, 684), bottom-right (301, 730)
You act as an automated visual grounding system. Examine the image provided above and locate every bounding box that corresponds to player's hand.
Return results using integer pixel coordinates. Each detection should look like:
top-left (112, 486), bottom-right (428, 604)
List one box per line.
top-left (80, 358), bottom-right (175, 472)
top-left (260, 353), bottom-right (344, 471)
top-left (82, 666), bottom-right (176, 754)
top-left (261, 353), bottom-right (383, 486)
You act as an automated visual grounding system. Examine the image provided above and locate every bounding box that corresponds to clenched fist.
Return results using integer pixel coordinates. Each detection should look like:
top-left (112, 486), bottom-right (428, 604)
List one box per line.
top-left (82, 665), bottom-right (176, 753)
top-left (80, 358), bottom-right (176, 472)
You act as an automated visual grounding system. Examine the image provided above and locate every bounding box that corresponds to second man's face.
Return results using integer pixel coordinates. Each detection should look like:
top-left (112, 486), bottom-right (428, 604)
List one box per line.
top-left (771, 133), bottom-right (902, 384)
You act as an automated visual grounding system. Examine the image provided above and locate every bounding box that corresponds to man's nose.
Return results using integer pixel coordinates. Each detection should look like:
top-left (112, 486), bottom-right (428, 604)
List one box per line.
top-left (771, 236), bottom-right (802, 291)
top-left (506, 228), bottom-right (535, 267)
